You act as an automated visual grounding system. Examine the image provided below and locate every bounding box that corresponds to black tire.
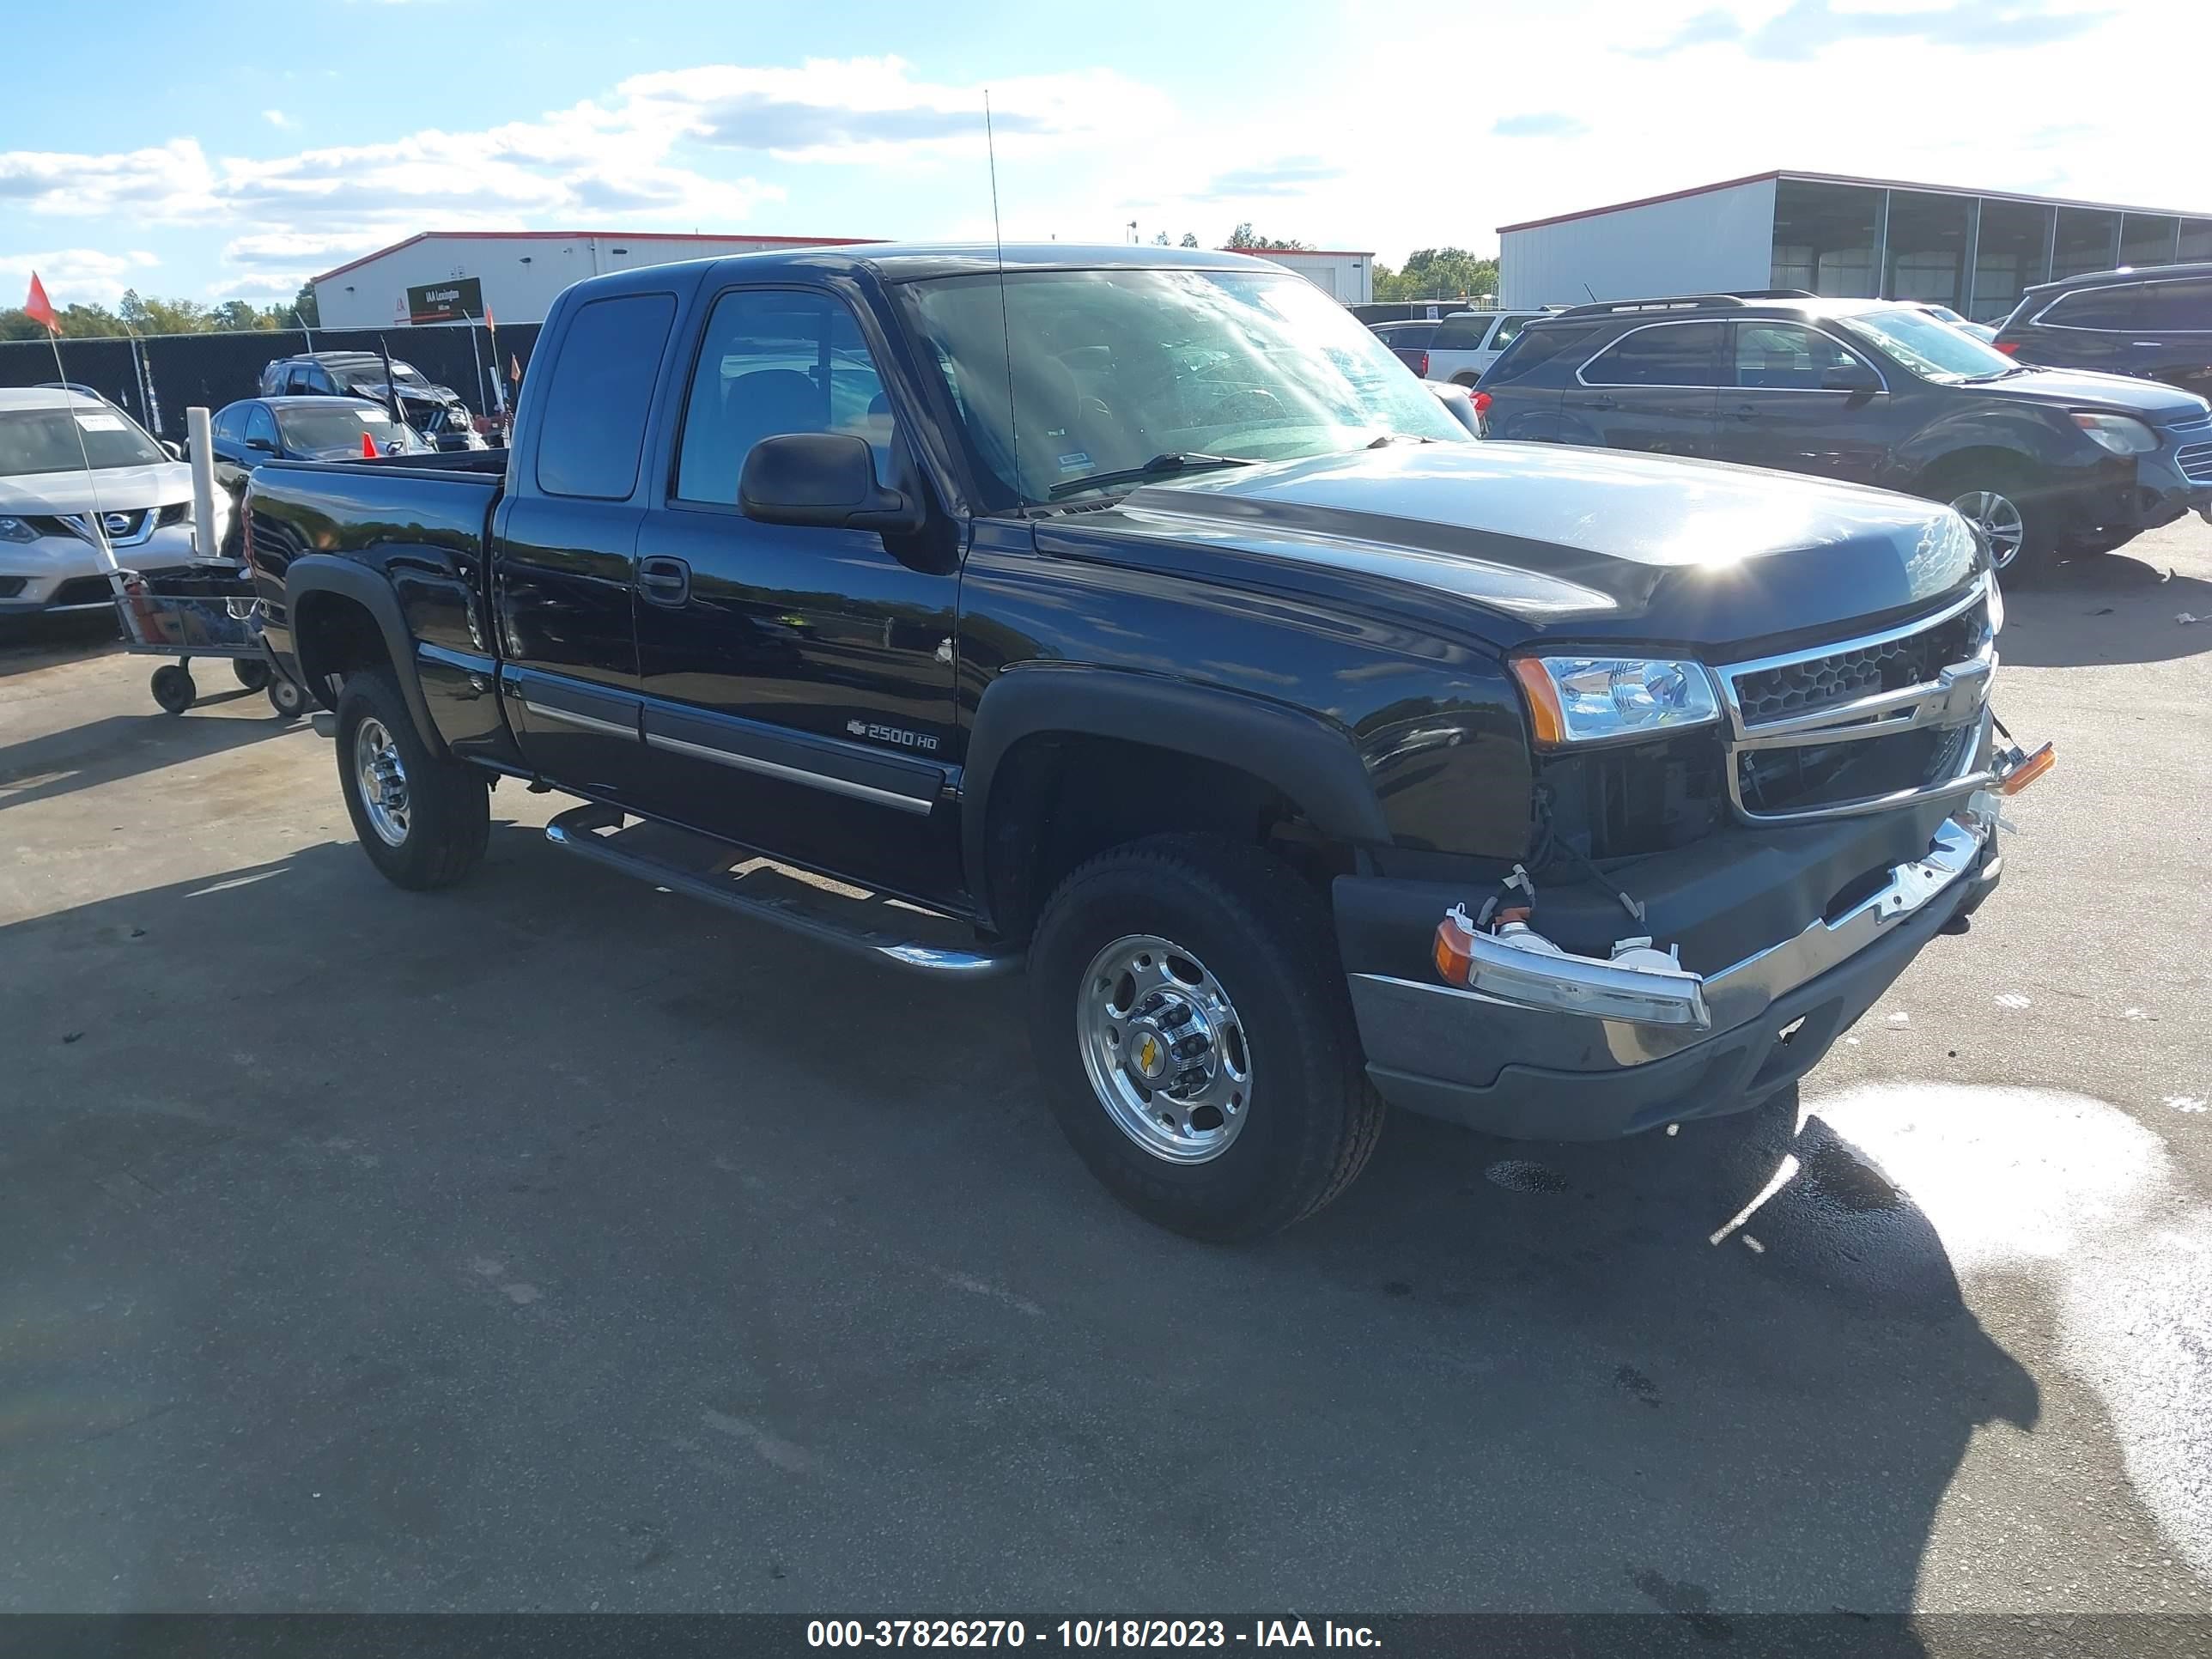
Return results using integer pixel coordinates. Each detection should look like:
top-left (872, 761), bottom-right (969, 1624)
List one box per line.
top-left (333, 666), bottom-right (489, 890)
top-left (266, 675), bottom-right (307, 720)
top-left (149, 664), bottom-right (195, 714)
top-left (233, 657), bottom-right (272, 691)
top-left (1927, 457), bottom-right (2052, 577)
top-left (1026, 834), bottom-right (1385, 1241)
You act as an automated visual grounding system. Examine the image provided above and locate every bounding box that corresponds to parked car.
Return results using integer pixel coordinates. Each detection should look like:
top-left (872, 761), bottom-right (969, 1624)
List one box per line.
top-left (205, 397), bottom-right (431, 554)
top-left (0, 387), bottom-right (213, 618)
top-left (247, 243), bottom-right (2036, 1240)
top-left (1994, 261), bottom-right (2212, 399)
top-left (1370, 319), bottom-right (1438, 375)
top-left (1422, 310), bottom-right (1547, 384)
top-left (1474, 290), bottom-right (2212, 572)
top-left (258, 351), bottom-right (487, 452)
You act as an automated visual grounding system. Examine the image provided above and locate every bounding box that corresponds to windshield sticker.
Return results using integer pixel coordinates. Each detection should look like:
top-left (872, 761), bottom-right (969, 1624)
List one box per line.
top-left (1057, 452), bottom-right (1091, 472)
top-left (75, 413), bottom-right (126, 432)
top-left (357, 409), bottom-right (392, 422)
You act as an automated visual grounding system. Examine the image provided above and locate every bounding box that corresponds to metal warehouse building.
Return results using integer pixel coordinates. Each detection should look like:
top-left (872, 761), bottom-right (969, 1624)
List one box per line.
top-left (1499, 170), bottom-right (2212, 323)
top-left (313, 233), bottom-right (1373, 329)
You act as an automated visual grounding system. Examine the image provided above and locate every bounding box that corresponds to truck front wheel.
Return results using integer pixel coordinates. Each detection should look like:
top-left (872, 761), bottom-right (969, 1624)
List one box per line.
top-left (334, 667), bottom-right (489, 890)
top-left (1026, 835), bottom-right (1385, 1241)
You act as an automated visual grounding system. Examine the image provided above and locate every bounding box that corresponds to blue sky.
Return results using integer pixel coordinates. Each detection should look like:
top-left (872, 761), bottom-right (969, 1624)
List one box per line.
top-left (2, 0), bottom-right (2199, 308)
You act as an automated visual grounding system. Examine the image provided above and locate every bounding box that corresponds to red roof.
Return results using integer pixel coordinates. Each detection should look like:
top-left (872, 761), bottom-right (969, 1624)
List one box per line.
top-left (313, 229), bottom-right (878, 285)
top-left (1498, 169), bottom-right (2212, 235)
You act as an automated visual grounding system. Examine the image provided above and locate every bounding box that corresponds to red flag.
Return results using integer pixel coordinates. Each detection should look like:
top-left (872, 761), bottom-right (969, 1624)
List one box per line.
top-left (361, 430), bottom-right (378, 459)
top-left (508, 353), bottom-right (520, 385)
top-left (483, 304), bottom-right (495, 330)
top-left (22, 272), bottom-right (58, 334)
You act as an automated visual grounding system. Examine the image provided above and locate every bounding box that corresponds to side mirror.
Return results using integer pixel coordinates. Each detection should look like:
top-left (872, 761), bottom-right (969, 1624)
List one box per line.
top-left (246, 435), bottom-right (278, 455)
top-left (739, 432), bottom-right (923, 535)
top-left (161, 440), bottom-right (184, 461)
top-left (1820, 362), bottom-right (1881, 394)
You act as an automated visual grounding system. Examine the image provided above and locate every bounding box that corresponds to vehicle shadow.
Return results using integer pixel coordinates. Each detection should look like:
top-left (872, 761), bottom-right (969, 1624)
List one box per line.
top-left (0, 613), bottom-right (122, 679)
top-left (1997, 552), bottom-right (2212, 667)
top-left (0, 704), bottom-right (295, 816)
top-left (0, 826), bottom-right (2039, 1628)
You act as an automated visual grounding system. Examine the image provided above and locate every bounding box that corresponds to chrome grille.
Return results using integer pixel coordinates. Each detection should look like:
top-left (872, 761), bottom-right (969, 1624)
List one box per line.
top-left (1717, 581), bottom-right (1996, 823)
top-left (1732, 595), bottom-right (1989, 726)
top-left (2177, 441), bottom-right (2212, 483)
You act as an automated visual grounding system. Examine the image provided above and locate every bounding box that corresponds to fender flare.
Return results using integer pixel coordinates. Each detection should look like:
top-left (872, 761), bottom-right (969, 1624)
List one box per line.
top-left (285, 555), bottom-right (443, 754)
top-left (960, 664), bottom-right (1391, 919)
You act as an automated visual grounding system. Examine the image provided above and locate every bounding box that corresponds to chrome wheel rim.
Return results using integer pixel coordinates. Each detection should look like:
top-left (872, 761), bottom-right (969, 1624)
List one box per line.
top-left (1950, 489), bottom-right (2026, 570)
top-left (1077, 933), bottom-right (1252, 1164)
top-left (353, 716), bottom-right (411, 847)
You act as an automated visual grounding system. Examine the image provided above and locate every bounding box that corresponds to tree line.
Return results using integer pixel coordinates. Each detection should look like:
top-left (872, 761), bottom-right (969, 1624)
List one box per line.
top-left (0, 283), bottom-right (321, 342)
top-left (1175, 227), bottom-right (1502, 304)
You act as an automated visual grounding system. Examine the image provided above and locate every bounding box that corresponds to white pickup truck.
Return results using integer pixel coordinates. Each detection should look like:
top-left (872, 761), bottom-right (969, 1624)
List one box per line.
top-left (1419, 310), bottom-right (1547, 385)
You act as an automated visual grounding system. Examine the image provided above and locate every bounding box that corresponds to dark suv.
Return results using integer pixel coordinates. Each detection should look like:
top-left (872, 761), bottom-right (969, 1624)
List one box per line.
top-left (1994, 261), bottom-right (2212, 399)
top-left (1475, 291), bottom-right (2212, 572)
top-left (257, 351), bottom-right (486, 452)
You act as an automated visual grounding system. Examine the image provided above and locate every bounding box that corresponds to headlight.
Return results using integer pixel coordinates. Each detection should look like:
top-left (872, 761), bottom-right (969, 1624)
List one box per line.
top-left (1510, 654), bottom-right (1721, 747)
top-left (2071, 411), bottom-right (2159, 455)
top-left (0, 516), bottom-right (40, 544)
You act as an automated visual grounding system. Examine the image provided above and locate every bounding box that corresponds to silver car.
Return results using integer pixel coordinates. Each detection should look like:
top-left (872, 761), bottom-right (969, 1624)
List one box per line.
top-left (0, 388), bottom-right (217, 617)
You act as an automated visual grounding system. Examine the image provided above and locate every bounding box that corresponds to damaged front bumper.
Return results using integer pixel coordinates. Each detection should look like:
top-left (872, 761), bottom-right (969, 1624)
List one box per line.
top-left (1338, 806), bottom-right (2009, 1142)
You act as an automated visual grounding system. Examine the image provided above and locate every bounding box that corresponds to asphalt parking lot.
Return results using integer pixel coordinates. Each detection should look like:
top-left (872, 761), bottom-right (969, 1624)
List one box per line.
top-left (3, 521), bottom-right (2209, 1621)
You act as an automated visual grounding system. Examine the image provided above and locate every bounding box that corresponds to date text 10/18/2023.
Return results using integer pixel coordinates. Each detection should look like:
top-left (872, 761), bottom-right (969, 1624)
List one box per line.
top-left (808, 1622), bottom-right (1383, 1649)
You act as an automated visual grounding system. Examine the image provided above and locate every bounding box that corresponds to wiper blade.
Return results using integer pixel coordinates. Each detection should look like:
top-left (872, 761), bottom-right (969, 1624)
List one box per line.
top-left (1046, 453), bottom-right (1251, 500)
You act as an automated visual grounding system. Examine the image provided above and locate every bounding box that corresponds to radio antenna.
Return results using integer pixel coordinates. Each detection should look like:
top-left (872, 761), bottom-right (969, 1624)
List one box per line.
top-left (985, 89), bottom-right (1018, 499)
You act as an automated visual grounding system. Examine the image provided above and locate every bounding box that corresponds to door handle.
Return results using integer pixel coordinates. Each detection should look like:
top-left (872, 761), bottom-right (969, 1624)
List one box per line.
top-left (637, 555), bottom-right (690, 607)
top-left (1727, 404), bottom-right (1759, 422)
top-left (1569, 394), bottom-right (1618, 410)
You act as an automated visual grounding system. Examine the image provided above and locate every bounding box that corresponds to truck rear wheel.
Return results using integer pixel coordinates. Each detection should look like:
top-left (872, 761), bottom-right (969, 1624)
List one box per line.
top-left (1026, 835), bottom-right (1385, 1241)
top-left (334, 666), bottom-right (489, 890)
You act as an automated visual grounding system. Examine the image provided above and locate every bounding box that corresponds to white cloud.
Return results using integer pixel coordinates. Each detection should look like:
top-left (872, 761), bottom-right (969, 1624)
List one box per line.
top-left (262, 109), bottom-right (294, 130)
top-left (0, 247), bottom-right (161, 306)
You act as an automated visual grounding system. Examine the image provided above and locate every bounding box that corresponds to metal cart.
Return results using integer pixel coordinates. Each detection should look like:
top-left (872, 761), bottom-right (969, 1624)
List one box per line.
top-left (112, 564), bottom-right (310, 720)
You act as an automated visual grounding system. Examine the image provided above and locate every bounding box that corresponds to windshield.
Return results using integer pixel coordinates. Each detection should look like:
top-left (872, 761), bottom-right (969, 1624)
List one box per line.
top-left (1842, 307), bottom-right (2021, 381)
top-left (276, 404), bottom-right (426, 456)
top-left (337, 362), bottom-right (436, 394)
top-left (900, 268), bottom-right (1467, 507)
top-left (0, 404), bottom-right (167, 477)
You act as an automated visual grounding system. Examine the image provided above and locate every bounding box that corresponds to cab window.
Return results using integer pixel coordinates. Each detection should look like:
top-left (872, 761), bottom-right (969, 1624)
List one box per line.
top-left (674, 289), bottom-right (894, 506)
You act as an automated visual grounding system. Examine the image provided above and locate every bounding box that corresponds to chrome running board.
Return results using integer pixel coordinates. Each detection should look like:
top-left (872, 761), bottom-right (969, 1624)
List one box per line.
top-left (544, 803), bottom-right (1020, 980)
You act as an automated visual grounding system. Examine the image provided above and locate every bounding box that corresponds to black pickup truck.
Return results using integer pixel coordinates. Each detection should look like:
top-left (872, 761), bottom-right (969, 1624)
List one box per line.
top-left (246, 244), bottom-right (2046, 1240)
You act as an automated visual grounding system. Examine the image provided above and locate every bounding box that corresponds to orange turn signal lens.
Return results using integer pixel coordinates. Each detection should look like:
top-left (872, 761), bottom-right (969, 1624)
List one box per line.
top-left (1998, 740), bottom-right (2055, 796)
top-left (1510, 658), bottom-right (1566, 747)
top-left (1434, 908), bottom-right (1477, 987)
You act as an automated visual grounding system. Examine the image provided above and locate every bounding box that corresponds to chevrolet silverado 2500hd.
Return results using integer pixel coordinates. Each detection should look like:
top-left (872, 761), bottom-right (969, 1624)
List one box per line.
top-left (246, 244), bottom-right (2045, 1240)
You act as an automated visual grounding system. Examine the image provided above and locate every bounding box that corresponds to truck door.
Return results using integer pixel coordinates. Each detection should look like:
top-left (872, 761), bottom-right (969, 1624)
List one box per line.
top-left (628, 285), bottom-right (963, 903)
top-left (492, 289), bottom-right (677, 797)
top-left (1565, 319), bottom-right (1724, 459)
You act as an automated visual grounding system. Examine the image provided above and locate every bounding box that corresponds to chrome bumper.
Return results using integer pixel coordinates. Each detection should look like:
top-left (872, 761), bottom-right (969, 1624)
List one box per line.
top-left (1356, 813), bottom-right (1992, 1065)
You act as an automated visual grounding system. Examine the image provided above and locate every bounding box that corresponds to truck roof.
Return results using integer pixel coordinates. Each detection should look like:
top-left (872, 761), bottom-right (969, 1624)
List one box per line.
top-left (563, 241), bottom-right (1281, 295)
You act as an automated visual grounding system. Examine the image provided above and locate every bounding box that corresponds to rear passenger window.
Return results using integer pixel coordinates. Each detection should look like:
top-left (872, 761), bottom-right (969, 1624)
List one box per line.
top-left (2040, 286), bottom-right (2141, 331)
top-left (534, 292), bottom-right (677, 500)
top-left (1431, 315), bottom-right (1493, 350)
top-left (2136, 278), bottom-right (2212, 331)
top-left (1581, 322), bottom-right (1726, 386)
top-left (674, 289), bottom-right (894, 505)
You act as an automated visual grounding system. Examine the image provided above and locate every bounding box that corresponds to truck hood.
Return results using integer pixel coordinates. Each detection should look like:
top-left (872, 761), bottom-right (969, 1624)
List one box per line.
top-left (1971, 365), bottom-right (2211, 424)
top-left (1099, 442), bottom-right (1981, 651)
top-left (0, 461), bottom-right (195, 516)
